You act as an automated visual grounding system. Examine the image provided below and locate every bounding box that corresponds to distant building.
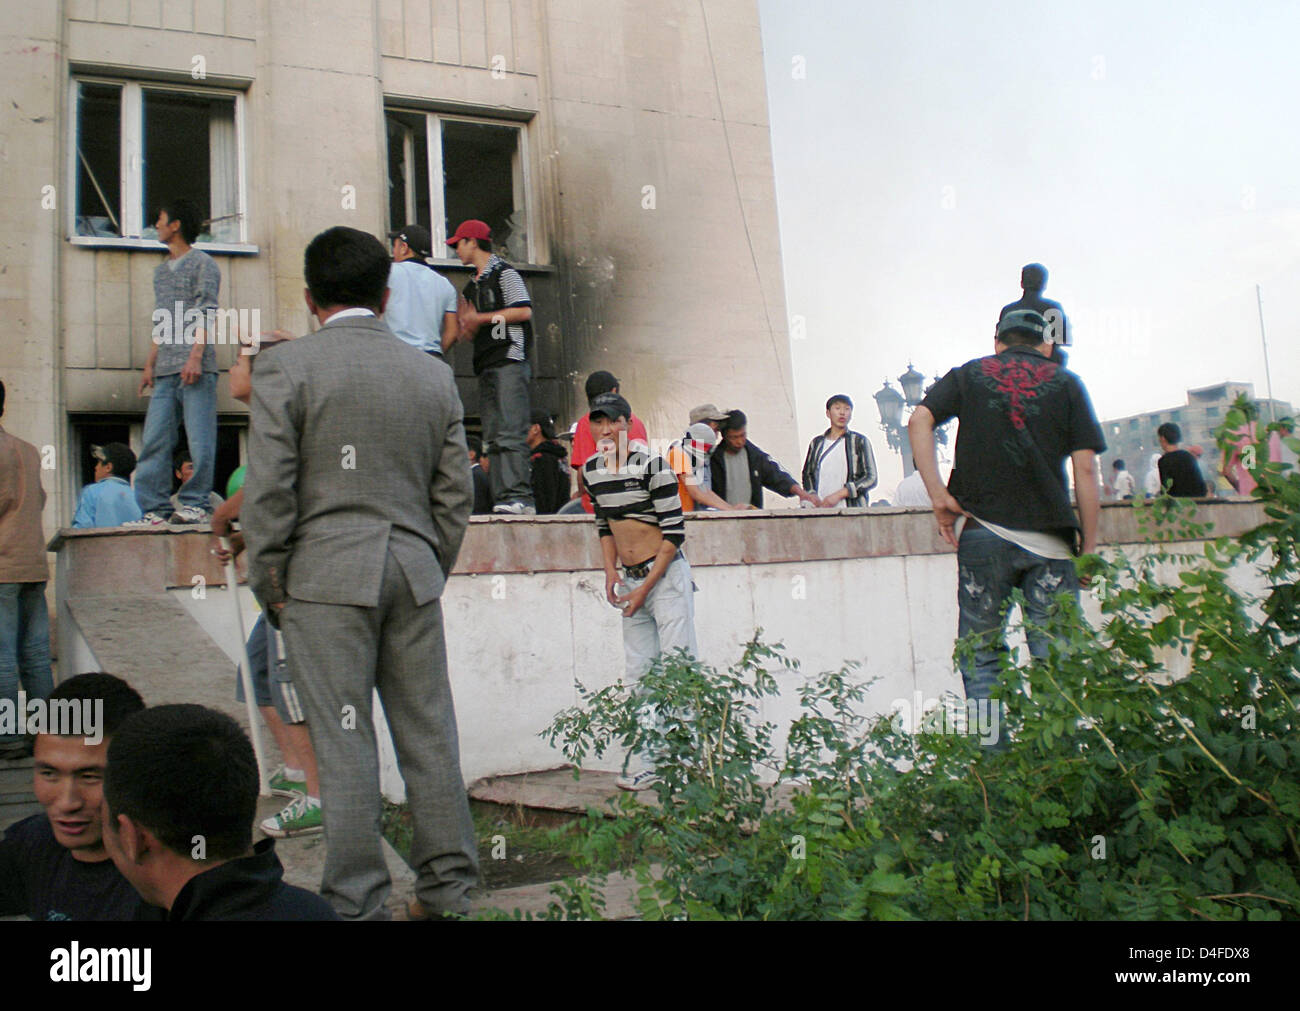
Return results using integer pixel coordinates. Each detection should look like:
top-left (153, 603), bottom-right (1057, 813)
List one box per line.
top-left (1100, 382), bottom-right (1295, 493)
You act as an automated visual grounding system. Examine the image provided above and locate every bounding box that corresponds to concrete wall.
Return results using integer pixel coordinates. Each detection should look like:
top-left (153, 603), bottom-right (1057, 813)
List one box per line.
top-left (49, 501), bottom-right (1270, 799)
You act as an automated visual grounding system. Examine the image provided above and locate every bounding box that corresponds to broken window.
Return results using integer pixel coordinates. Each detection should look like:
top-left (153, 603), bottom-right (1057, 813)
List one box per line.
top-left (72, 80), bottom-right (245, 245)
top-left (74, 83), bottom-right (123, 237)
top-left (384, 108), bottom-right (532, 263)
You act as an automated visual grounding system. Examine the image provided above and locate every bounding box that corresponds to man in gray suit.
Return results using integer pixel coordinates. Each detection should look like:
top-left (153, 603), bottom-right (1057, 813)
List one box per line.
top-left (242, 226), bottom-right (478, 920)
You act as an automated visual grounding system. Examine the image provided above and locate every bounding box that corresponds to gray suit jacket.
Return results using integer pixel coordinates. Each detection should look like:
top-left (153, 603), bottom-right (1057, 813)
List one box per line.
top-left (243, 314), bottom-right (472, 614)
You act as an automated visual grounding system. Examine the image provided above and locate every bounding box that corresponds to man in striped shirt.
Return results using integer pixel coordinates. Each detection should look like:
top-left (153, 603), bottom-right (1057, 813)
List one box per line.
top-left (583, 392), bottom-right (697, 790)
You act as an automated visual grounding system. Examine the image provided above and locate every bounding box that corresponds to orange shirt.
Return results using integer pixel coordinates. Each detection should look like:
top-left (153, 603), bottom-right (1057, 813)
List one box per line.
top-left (666, 445), bottom-right (696, 513)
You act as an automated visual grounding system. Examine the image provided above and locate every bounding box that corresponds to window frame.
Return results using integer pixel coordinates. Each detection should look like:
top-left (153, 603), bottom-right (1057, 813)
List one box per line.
top-left (384, 106), bottom-right (538, 265)
top-left (66, 77), bottom-right (256, 254)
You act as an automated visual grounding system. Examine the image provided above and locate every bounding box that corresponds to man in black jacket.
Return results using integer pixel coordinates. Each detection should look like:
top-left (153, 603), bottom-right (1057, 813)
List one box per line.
top-left (527, 409), bottom-right (570, 514)
top-left (103, 704), bottom-right (338, 921)
top-left (710, 410), bottom-right (819, 509)
top-left (801, 394), bottom-right (879, 508)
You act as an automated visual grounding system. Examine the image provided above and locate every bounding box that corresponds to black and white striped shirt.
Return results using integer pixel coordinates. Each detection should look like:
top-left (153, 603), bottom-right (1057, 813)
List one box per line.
top-left (582, 442), bottom-right (685, 547)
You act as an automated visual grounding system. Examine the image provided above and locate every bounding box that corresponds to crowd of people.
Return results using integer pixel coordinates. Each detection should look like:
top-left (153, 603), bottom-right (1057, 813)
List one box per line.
top-left (1, 222), bottom-right (1295, 923)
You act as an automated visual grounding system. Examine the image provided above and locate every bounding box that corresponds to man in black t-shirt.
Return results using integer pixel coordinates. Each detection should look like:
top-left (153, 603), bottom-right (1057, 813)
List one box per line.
top-left (1156, 423), bottom-right (1208, 498)
top-left (908, 309), bottom-right (1105, 709)
top-left (1000, 263), bottom-right (1070, 366)
top-left (0, 673), bottom-right (145, 920)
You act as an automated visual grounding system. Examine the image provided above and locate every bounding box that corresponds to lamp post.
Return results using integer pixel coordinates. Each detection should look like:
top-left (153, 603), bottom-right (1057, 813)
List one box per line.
top-left (875, 363), bottom-right (944, 477)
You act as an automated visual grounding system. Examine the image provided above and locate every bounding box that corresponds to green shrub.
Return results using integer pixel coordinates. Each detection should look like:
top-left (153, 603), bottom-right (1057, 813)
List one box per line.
top-left (539, 412), bottom-right (1300, 920)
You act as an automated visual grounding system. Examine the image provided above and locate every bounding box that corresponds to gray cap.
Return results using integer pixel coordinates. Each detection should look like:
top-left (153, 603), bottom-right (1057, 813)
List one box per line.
top-left (996, 309), bottom-right (1047, 341)
top-left (688, 403), bottom-right (729, 425)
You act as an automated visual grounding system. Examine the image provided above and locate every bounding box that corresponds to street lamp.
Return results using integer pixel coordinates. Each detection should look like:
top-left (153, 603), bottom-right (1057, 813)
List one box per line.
top-left (876, 364), bottom-right (947, 478)
top-left (874, 379), bottom-right (910, 475)
top-left (898, 363), bottom-right (925, 407)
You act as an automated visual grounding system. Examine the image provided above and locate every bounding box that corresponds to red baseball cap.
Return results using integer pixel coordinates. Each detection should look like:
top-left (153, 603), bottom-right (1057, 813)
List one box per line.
top-left (446, 219), bottom-right (492, 245)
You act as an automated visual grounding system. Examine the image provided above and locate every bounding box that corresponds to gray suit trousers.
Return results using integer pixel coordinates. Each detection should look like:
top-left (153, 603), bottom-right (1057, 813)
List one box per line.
top-left (281, 547), bottom-right (479, 919)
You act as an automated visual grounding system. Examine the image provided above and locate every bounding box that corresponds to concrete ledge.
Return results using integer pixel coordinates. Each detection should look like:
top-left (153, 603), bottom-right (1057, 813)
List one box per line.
top-left (47, 499), bottom-right (1268, 588)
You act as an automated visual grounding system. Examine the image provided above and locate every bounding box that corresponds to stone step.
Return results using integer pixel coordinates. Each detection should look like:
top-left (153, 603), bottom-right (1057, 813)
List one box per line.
top-left (469, 766), bottom-right (655, 813)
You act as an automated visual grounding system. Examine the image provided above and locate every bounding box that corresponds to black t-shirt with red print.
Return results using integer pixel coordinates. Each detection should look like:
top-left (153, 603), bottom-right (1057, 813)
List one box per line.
top-left (920, 347), bottom-right (1106, 537)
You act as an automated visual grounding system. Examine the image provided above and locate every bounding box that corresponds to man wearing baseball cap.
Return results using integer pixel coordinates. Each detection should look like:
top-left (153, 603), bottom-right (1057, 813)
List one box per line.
top-left (385, 224), bottom-right (459, 359)
top-left (582, 392), bottom-right (695, 791)
top-left (450, 219), bottom-right (536, 513)
top-left (908, 308), bottom-right (1104, 721)
top-left (571, 371), bottom-right (649, 513)
top-left (688, 403), bottom-right (730, 432)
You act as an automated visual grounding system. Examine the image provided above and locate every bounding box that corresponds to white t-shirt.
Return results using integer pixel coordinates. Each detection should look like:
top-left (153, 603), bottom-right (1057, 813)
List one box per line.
top-left (958, 515), bottom-right (1073, 560)
top-left (815, 436), bottom-right (849, 507)
top-left (894, 470), bottom-right (931, 507)
top-left (1113, 470), bottom-right (1135, 498)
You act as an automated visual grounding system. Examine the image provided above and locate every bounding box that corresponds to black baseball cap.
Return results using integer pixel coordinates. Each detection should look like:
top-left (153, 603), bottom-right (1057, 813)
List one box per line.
top-left (588, 392), bottom-right (632, 422)
top-left (388, 224), bottom-right (433, 258)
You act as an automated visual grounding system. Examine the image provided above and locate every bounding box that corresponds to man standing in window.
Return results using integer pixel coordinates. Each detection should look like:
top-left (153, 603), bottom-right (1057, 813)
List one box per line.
top-left (129, 198), bottom-right (221, 528)
top-left (449, 219), bottom-right (536, 514)
top-left (385, 224), bottom-right (459, 360)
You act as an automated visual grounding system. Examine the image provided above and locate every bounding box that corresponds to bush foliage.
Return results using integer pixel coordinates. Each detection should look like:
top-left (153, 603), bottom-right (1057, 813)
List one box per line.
top-left (539, 409), bottom-right (1300, 920)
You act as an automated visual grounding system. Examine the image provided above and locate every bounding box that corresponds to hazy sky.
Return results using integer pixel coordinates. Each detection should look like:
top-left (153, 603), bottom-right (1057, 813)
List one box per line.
top-left (759, 0), bottom-right (1300, 494)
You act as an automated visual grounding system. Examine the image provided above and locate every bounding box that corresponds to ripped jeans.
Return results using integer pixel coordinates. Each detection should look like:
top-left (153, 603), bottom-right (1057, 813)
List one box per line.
top-left (955, 525), bottom-right (1078, 702)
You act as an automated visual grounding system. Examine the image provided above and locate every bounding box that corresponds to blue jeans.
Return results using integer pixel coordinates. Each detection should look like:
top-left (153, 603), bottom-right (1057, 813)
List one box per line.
top-left (135, 371), bottom-right (218, 515)
top-left (0, 582), bottom-right (54, 744)
top-left (956, 525), bottom-right (1078, 702)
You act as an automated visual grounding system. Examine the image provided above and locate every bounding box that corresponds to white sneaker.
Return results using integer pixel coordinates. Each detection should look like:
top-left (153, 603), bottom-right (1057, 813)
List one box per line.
top-left (123, 511), bottom-right (168, 528)
top-left (615, 770), bottom-right (660, 792)
top-left (492, 501), bottom-right (536, 515)
top-left (168, 505), bottom-right (210, 527)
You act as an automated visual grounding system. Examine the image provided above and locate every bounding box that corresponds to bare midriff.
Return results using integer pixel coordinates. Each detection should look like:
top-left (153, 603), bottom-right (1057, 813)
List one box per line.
top-left (608, 516), bottom-right (665, 568)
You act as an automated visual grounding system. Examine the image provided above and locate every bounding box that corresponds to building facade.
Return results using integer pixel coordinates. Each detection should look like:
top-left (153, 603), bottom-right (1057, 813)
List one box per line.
top-left (1099, 381), bottom-right (1294, 494)
top-left (2, 0), bottom-right (799, 528)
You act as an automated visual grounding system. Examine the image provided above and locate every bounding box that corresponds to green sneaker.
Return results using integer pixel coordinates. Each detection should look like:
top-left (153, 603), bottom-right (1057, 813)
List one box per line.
top-left (268, 765), bottom-right (307, 799)
top-left (260, 795), bottom-right (323, 838)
